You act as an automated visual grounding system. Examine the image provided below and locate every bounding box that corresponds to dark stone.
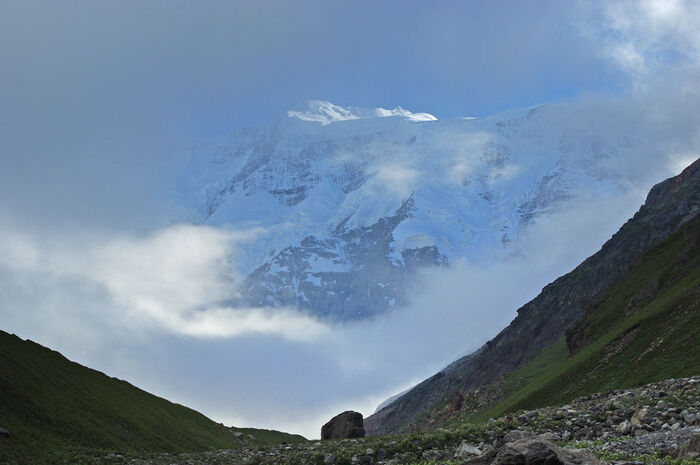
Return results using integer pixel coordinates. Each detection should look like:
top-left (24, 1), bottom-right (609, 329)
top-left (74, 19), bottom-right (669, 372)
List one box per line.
top-left (321, 411), bottom-right (364, 439)
top-left (0, 428), bottom-right (10, 438)
top-left (493, 439), bottom-right (605, 465)
top-left (495, 440), bottom-right (558, 465)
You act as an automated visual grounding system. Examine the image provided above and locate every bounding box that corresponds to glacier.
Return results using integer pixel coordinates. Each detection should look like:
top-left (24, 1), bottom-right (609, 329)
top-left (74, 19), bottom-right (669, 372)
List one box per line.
top-left (177, 100), bottom-right (653, 321)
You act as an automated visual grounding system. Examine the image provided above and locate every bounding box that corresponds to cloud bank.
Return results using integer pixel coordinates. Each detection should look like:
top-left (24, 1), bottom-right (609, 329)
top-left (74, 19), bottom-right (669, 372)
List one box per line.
top-left (0, 223), bottom-right (327, 343)
top-left (591, 0), bottom-right (700, 77)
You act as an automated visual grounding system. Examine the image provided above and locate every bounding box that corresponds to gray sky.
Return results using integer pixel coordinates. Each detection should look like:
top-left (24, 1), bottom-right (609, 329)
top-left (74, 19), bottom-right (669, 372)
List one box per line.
top-left (1, 0), bottom-right (699, 438)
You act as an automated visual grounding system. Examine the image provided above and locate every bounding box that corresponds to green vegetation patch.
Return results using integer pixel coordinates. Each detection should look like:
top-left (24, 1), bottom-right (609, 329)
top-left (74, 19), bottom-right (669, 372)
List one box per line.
top-left (0, 331), bottom-right (304, 464)
top-left (467, 215), bottom-right (700, 421)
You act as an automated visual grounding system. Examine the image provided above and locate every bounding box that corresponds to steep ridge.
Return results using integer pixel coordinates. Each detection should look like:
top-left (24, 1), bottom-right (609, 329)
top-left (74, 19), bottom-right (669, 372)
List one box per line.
top-left (495, 214), bottom-right (698, 414)
top-left (416, 212), bottom-right (699, 430)
top-left (0, 330), bottom-right (305, 463)
top-left (365, 158), bottom-right (700, 436)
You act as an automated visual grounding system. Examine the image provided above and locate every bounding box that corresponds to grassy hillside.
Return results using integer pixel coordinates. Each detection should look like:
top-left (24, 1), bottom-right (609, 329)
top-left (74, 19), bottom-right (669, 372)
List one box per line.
top-left (466, 214), bottom-right (699, 422)
top-left (227, 427), bottom-right (307, 446)
top-left (0, 331), bottom-right (305, 464)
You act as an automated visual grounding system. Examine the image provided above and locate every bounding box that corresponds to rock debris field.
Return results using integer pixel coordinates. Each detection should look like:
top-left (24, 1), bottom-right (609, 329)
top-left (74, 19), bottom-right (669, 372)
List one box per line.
top-left (75, 376), bottom-right (699, 465)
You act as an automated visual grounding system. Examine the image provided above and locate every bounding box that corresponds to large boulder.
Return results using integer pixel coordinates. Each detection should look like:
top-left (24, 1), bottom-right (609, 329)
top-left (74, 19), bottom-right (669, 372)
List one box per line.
top-left (492, 439), bottom-right (605, 465)
top-left (321, 411), bottom-right (365, 439)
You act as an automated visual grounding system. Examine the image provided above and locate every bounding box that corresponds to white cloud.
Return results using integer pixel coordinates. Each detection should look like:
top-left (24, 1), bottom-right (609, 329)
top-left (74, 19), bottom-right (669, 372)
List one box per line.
top-left (589, 0), bottom-right (700, 77)
top-left (371, 163), bottom-right (419, 197)
top-left (440, 131), bottom-right (493, 186)
top-left (0, 223), bottom-right (327, 342)
top-left (167, 306), bottom-right (328, 341)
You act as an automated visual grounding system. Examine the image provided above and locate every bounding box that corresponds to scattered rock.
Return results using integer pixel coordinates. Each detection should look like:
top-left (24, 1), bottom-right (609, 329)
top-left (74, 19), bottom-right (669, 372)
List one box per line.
top-left (35, 375), bottom-right (700, 465)
top-left (322, 411), bottom-right (365, 439)
top-left (617, 420), bottom-right (632, 435)
top-left (454, 441), bottom-right (481, 458)
top-left (630, 407), bottom-right (648, 425)
top-left (589, 426), bottom-right (698, 457)
top-left (518, 411), bottom-right (539, 423)
top-left (0, 428), bottom-right (9, 438)
top-left (503, 429), bottom-right (535, 443)
top-left (537, 432), bottom-right (560, 441)
top-left (678, 433), bottom-right (700, 459)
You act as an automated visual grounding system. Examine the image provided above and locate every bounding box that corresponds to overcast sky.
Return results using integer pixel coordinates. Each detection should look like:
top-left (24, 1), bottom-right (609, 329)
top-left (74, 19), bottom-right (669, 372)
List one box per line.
top-left (1, 0), bottom-right (699, 439)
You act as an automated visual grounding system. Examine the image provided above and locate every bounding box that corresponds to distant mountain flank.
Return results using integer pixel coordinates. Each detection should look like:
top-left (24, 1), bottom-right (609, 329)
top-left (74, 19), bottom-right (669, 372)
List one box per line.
top-left (365, 157), bottom-right (700, 436)
top-left (179, 100), bottom-right (671, 321)
top-left (0, 330), bottom-right (304, 464)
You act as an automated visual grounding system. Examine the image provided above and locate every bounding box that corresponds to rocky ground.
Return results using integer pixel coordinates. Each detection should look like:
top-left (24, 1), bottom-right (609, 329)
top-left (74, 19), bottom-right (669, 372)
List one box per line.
top-left (64, 377), bottom-right (699, 465)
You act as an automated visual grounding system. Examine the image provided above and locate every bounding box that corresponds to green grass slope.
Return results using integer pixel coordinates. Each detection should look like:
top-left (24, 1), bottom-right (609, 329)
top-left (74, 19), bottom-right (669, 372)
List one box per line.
top-left (471, 214), bottom-right (699, 421)
top-left (228, 427), bottom-right (307, 446)
top-left (0, 331), bottom-right (304, 463)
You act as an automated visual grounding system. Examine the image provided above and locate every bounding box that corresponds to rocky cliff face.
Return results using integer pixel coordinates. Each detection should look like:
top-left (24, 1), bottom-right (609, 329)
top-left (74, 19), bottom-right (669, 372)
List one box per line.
top-left (364, 158), bottom-right (699, 436)
top-left (179, 100), bottom-right (671, 321)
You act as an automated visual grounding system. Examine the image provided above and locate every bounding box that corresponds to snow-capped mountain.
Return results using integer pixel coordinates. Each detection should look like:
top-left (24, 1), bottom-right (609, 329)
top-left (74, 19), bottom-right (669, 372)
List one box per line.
top-left (178, 100), bottom-right (651, 320)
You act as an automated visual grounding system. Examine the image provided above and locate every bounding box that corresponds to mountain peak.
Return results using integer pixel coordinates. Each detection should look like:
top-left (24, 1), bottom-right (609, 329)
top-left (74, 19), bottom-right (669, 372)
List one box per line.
top-left (287, 100), bottom-right (437, 125)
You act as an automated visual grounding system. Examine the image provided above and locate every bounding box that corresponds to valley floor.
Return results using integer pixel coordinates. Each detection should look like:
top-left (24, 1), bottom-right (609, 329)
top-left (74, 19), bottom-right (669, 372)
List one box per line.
top-left (41, 376), bottom-right (699, 465)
